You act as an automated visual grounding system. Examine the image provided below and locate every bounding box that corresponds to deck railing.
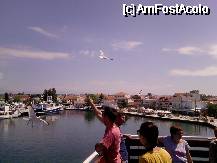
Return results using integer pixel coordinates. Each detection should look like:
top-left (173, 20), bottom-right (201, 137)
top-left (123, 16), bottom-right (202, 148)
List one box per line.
top-left (83, 135), bottom-right (214, 163)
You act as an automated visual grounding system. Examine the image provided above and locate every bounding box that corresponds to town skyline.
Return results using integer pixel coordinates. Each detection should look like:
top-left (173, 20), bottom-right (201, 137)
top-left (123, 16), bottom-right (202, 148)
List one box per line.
top-left (1, 0), bottom-right (217, 95)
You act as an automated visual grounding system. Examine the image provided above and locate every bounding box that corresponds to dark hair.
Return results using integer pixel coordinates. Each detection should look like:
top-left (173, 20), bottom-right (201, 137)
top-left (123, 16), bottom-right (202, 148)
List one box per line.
top-left (170, 125), bottom-right (183, 136)
top-left (138, 121), bottom-right (158, 151)
top-left (103, 107), bottom-right (118, 123)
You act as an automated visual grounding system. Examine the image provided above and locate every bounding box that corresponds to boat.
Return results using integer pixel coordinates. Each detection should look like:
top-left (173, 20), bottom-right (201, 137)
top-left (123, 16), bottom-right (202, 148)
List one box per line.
top-left (13, 103), bottom-right (28, 116)
top-left (64, 105), bottom-right (76, 110)
top-left (83, 135), bottom-right (213, 163)
top-left (0, 105), bottom-right (21, 119)
top-left (33, 103), bottom-right (62, 115)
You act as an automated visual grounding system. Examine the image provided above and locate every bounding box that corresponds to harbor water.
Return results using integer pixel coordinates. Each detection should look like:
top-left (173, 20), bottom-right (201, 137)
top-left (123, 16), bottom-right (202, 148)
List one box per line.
top-left (0, 110), bottom-right (214, 163)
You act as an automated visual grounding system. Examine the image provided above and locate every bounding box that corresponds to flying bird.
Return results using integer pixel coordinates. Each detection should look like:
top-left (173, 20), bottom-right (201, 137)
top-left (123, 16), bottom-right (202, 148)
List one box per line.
top-left (23, 106), bottom-right (49, 127)
top-left (99, 50), bottom-right (113, 61)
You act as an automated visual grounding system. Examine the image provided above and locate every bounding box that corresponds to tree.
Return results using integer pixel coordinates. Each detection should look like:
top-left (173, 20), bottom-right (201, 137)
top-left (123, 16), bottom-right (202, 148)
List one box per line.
top-left (131, 95), bottom-right (141, 100)
top-left (98, 93), bottom-right (105, 104)
top-left (51, 88), bottom-right (57, 102)
top-left (117, 99), bottom-right (128, 108)
top-left (4, 92), bottom-right (9, 103)
top-left (43, 89), bottom-right (48, 101)
top-left (87, 94), bottom-right (99, 104)
top-left (43, 88), bottom-right (57, 103)
top-left (207, 103), bottom-right (217, 118)
top-left (13, 95), bottom-right (21, 102)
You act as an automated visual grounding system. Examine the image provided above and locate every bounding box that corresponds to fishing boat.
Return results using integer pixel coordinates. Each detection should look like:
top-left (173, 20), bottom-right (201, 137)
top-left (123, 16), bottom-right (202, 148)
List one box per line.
top-left (83, 135), bottom-right (213, 163)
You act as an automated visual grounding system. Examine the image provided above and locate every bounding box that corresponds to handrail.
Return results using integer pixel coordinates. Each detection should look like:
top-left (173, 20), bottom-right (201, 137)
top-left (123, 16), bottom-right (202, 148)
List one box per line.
top-left (125, 134), bottom-right (214, 140)
top-left (83, 151), bottom-right (98, 163)
top-left (83, 135), bottom-right (214, 163)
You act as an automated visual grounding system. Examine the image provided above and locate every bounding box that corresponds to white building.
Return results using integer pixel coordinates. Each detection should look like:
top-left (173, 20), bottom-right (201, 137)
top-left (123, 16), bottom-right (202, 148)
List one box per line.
top-left (171, 90), bottom-right (207, 113)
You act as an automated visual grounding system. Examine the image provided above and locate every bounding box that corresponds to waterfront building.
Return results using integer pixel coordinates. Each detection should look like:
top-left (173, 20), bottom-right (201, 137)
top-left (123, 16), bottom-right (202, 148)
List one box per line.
top-left (156, 96), bottom-right (173, 110)
top-left (114, 92), bottom-right (130, 108)
top-left (58, 94), bottom-right (77, 104)
top-left (171, 90), bottom-right (207, 114)
top-left (74, 95), bottom-right (86, 108)
top-left (143, 97), bottom-right (157, 109)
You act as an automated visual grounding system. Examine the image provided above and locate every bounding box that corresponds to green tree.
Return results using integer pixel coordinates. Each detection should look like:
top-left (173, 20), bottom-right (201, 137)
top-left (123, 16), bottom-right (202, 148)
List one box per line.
top-left (117, 99), bottom-right (128, 108)
top-left (87, 94), bottom-right (99, 104)
top-left (43, 89), bottom-right (48, 101)
top-left (4, 92), bottom-right (9, 103)
top-left (207, 103), bottom-right (217, 117)
top-left (51, 88), bottom-right (57, 102)
top-left (131, 95), bottom-right (141, 100)
top-left (43, 88), bottom-right (57, 102)
top-left (13, 95), bottom-right (21, 102)
top-left (98, 93), bottom-right (105, 104)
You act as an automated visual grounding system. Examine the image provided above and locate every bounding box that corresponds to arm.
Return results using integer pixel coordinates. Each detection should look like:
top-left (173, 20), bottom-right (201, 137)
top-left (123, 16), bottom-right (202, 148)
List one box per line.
top-left (95, 143), bottom-right (106, 155)
top-left (88, 97), bottom-right (103, 123)
top-left (186, 149), bottom-right (193, 163)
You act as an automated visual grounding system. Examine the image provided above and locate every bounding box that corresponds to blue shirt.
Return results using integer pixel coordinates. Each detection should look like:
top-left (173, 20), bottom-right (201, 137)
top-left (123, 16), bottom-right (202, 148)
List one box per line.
top-left (162, 136), bottom-right (190, 163)
top-left (120, 135), bottom-right (128, 161)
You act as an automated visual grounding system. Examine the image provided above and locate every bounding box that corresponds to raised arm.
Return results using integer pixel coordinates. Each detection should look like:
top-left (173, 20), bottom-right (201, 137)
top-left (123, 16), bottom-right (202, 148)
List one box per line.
top-left (87, 97), bottom-right (104, 123)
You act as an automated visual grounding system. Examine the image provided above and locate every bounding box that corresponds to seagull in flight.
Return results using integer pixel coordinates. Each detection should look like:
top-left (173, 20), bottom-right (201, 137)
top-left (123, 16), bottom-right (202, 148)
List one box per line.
top-left (23, 106), bottom-right (49, 127)
top-left (99, 50), bottom-right (113, 61)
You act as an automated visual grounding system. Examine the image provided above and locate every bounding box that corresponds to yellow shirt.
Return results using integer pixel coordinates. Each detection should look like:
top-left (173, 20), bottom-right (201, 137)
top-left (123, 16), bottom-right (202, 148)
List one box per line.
top-left (139, 147), bottom-right (172, 163)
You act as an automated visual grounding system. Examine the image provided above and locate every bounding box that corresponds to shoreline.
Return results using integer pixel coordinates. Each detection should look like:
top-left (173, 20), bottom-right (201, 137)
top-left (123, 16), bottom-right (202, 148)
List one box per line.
top-left (122, 111), bottom-right (217, 129)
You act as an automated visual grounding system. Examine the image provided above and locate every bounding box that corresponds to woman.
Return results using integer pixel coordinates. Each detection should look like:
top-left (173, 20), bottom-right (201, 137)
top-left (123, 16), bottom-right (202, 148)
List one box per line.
top-left (159, 126), bottom-right (192, 163)
top-left (138, 122), bottom-right (172, 163)
top-left (88, 97), bottom-right (121, 163)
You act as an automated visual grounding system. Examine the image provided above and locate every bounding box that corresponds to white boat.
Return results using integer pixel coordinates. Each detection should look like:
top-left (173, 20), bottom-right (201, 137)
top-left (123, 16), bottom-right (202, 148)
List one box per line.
top-left (0, 106), bottom-right (21, 119)
top-left (64, 105), bottom-right (76, 110)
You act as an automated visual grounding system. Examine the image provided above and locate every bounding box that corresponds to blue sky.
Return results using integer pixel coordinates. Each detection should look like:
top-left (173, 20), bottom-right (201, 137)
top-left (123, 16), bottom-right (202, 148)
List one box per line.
top-left (0, 0), bottom-right (217, 95)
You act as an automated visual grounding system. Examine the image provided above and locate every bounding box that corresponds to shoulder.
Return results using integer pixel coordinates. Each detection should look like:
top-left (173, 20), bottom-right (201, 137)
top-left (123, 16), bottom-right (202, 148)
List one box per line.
top-left (139, 151), bottom-right (152, 160)
top-left (157, 147), bottom-right (170, 155)
top-left (163, 136), bottom-right (172, 143)
top-left (180, 139), bottom-right (189, 145)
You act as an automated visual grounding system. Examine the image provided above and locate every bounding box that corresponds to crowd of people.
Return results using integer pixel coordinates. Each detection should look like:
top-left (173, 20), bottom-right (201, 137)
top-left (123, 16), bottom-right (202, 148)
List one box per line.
top-left (87, 97), bottom-right (217, 163)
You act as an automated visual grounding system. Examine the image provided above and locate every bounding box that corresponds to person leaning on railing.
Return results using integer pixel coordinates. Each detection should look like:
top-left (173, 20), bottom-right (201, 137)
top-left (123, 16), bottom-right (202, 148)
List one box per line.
top-left (138, 122), bottom-right (172, 163)
top-left (209, 127), bottom-right (217, 163)
top-left (158, 126), bottom-right (193, 163)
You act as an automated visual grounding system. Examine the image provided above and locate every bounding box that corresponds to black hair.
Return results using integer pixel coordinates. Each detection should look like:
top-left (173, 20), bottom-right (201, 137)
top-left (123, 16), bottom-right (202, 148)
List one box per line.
top-left (103, 107), bottom-right (118, 123)
top-left (138, 121), bottom-right (158, 151)
top-left (170, 125), bottom-right (183, 136)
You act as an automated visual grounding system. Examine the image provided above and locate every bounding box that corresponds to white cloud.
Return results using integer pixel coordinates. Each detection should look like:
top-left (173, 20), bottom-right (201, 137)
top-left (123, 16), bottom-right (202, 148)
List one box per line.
top-left (112, 41), bottom-right (143, 50)
top-left (162, 44), bottom-right (217, 58)
top-left (162, 46), bottom-right (203, 55)
top-left (208, 45), bottom-right (217, 58)
top-left (177, 47), bottom-right (203, 55)
top-left (28, 26), bottom-right (58, 38)
top-left (80, 50), bottom-right (96, 58)
top-left (0, 72), bottom-right (3, 79)
top-left (0, 47), bottom-right (70, 60)
top-left (170, 66), bottom-right (217, 77)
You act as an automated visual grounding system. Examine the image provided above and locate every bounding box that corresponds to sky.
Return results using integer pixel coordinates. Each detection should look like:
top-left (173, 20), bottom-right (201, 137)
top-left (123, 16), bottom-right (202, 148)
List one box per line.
top-left (0, 0), bottom-right (217, 95)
